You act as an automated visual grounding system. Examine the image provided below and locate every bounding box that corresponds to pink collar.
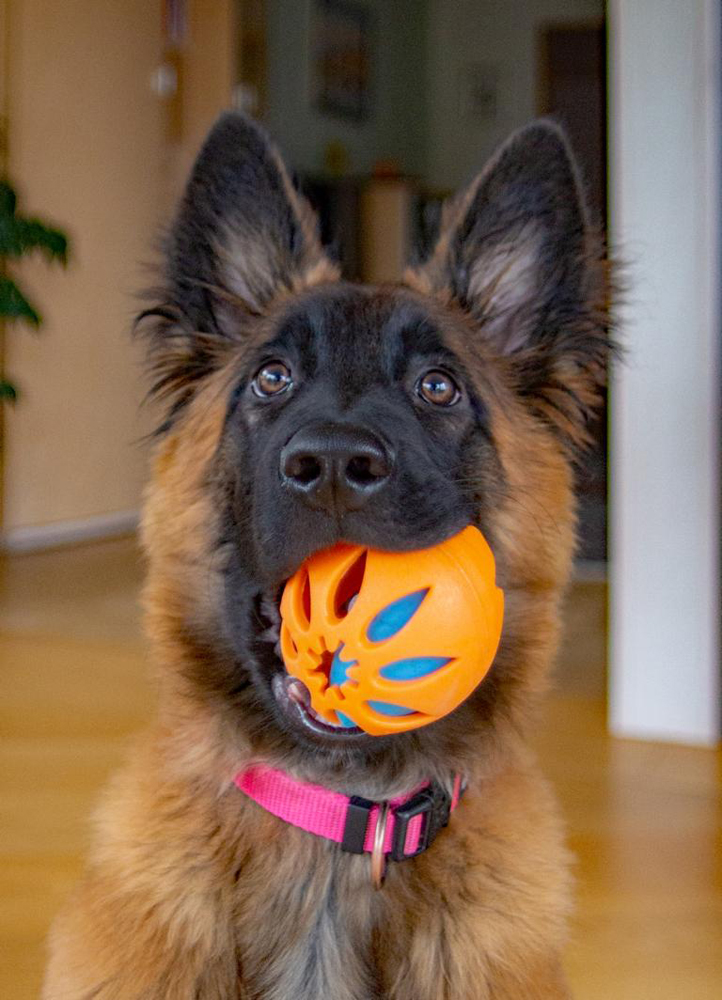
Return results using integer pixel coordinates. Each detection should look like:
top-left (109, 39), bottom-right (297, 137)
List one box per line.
top-left (235, 765), bottom-right (464, 883)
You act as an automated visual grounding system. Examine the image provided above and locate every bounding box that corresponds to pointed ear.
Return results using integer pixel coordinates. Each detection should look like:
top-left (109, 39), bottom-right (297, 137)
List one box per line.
top-left (138, 113), bottom-right (338, 423)
top-left (407, 121), bottom-right (613, 446)
top-left (167, 111), bottom-right (338, 327)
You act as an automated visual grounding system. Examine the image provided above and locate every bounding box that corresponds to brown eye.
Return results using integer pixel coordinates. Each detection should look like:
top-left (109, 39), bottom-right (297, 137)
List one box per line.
top-left (252, 361), bottom-right (293, 397)
top-left (417, 370), bottom-right (460, 407)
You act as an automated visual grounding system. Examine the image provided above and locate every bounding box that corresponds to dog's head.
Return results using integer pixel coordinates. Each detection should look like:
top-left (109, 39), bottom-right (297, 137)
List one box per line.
top-left (139, 113), bottom-right (611, 790)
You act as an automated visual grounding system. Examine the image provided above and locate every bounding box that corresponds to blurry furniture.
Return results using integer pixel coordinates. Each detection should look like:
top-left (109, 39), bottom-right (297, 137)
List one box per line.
top-left (359, 178), bottom-right (413, 283)
top-left (300, 173), bottom-right (416, 284)
top-left (300, 175), bottom-right (364, 280)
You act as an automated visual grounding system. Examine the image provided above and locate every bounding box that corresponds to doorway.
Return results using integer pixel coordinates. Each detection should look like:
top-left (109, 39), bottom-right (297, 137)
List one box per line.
top-left (538, 20), bottom-right (609, 565)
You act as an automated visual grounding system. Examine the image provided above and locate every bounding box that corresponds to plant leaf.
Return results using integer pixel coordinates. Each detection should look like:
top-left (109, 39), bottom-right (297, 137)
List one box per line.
top-left (0, 275), bottom-right (41, 325)
top-left (0, 180), bottom-right (70, 261)
top-left (0, 215), bottom-right (21, 256)
top-left (15, 219), bottom-right (69, 262)
top-left (0, 378), bottom-right (19, 402)
top-left (0, 182), bottom-right (17, 216)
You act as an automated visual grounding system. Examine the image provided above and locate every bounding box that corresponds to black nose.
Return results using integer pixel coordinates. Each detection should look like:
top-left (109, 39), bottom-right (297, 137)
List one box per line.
top-left (280, 422), bottom-right (394, 513)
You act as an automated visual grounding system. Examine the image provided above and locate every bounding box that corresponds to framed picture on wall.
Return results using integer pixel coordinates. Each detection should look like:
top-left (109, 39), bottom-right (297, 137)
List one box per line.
top-left (313, 0), bottom-right (373, 122)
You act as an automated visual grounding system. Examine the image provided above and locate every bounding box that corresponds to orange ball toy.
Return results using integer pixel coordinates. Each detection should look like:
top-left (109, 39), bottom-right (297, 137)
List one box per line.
top-left (279, 526), bottom-right (504, 736)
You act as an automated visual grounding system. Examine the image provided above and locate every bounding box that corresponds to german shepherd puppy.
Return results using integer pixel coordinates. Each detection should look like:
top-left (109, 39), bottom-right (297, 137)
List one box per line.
top-left (44, 113), bottom-right (611, 999)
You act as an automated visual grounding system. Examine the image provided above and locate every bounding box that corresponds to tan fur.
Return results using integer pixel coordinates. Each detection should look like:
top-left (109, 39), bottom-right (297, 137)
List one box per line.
top-left (44, 121), bottom-right (597, 998)
top-left (44, 349), bottom-right (577, 998)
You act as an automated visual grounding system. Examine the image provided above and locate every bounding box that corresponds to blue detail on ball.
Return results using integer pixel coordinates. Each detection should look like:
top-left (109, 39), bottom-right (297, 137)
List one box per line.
top-left (336, 711), bottom-right (357, 728)
top-left (380, 656), bottom-right (452, 681)
top-left (366, 589), bottom-right (429, 643)
top-left (329, 644), bottom-right (357, 686)
top-left (367, 700), bottom-right (416, 716)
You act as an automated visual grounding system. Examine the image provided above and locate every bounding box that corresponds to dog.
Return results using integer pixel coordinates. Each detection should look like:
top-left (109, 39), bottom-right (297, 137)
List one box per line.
top-left (44, 112), bottom-right (612, 999)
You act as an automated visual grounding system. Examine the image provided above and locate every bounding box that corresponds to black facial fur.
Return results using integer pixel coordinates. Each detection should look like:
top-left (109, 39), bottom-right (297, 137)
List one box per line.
top-left (210, 282), bottom-right (501, 774)
top-left (224, 285), bottom-right (487, 585)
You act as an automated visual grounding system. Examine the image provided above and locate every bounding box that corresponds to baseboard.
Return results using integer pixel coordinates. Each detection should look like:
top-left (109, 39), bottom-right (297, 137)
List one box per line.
top-left (2, 516), bottom-right (610, 568)
top-left (573, 559), bottom-right (608, 583)
top-left (2, 509), bottom-right (140, 553)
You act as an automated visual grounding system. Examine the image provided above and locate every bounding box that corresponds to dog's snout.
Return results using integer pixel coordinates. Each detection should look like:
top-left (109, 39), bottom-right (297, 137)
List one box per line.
top-left (280, 423), bottom-right (393, 513)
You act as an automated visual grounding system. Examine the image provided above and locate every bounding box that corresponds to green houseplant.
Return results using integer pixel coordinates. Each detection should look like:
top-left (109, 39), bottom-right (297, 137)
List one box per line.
top-left (0, 180), bottom-right (69, 400)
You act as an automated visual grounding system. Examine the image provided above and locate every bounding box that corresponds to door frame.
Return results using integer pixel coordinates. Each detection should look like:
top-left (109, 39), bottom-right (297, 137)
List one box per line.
top-left (608, 0), bottom-right (721, 745)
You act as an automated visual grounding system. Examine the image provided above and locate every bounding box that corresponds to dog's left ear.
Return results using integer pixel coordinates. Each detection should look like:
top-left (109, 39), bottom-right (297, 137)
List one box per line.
top-left (168, 111), bottom-right (337, 326)
top-left (407, 120), bottom-right (612, 447)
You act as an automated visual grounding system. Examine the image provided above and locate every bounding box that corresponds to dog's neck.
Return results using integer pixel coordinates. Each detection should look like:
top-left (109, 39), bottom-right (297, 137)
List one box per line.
top-left (234, 763), bottom-right (465, 887)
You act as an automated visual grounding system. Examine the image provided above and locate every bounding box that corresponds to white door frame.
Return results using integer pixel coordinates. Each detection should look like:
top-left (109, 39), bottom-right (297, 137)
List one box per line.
top-left (608, 0), bottom-right (721, 745)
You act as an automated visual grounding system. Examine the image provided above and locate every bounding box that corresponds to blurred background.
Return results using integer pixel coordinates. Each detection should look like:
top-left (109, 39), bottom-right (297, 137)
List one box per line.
top-left (0, 1), bottom-right (719, 997)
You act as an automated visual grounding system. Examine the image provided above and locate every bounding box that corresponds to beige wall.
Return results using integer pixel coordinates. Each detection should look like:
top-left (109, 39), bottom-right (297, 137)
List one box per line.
top-left (2, 0), bottom-right (236, 537)
top-left (175, 0), bottom-right (237, 188)
top-left (3, 0), bottom-right (164, 533)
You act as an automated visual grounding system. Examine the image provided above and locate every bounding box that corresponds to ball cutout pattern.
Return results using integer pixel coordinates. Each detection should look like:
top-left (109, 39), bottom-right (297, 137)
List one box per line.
top-left (279, 525), bottom-right (504, 736)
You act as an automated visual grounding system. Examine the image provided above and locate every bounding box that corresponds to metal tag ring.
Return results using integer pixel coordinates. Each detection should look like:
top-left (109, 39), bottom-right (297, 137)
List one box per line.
top-left (370, 801), bottom-right (389, 889)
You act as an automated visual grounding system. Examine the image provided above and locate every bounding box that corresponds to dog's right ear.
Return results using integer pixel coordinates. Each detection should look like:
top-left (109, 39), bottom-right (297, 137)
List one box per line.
top-left (139, 113), bottom-right (337, 418)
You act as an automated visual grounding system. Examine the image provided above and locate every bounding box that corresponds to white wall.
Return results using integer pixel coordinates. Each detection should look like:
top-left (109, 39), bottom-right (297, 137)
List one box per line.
top-left (265, 0), bottom-right (427, 177)
top-left (265, 0), bottom-right (605, 190)
top-left (425, 0), bottom-right (603, 190)
top-left (609, 0), bottom-right (720, 744)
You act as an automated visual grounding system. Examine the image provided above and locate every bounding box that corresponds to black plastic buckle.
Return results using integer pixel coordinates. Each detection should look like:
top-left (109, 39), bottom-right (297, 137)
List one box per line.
top-left (390, 781), bottom-right (452, 862)
top-left (341, 796), bottom-right (374, 854)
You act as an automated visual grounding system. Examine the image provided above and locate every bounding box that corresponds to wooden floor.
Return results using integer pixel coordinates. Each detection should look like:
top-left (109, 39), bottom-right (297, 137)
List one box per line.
top-left (1, 538), bottom-right (720, 999)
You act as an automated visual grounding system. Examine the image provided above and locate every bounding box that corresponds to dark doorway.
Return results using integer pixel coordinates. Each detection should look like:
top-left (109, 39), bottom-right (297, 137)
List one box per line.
top-left (539, 20), bottom-right (608, 564)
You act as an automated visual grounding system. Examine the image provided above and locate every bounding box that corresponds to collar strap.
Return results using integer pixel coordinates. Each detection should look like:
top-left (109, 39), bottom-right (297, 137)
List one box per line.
top-left (235, 765), bottom-right (464, 862)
